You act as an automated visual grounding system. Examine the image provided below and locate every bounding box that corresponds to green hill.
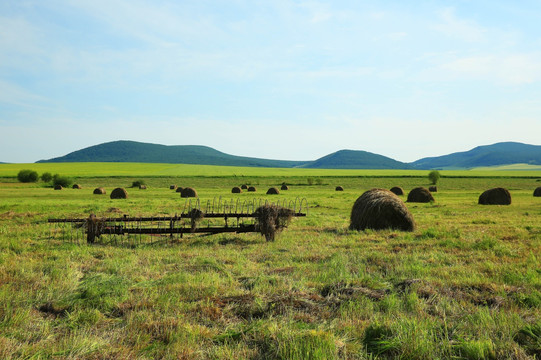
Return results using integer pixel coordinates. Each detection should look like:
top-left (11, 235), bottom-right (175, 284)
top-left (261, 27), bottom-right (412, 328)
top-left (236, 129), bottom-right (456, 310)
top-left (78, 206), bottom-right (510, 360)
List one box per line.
top-left (37, 141), bottom-right (308, 168)
top-left (303, 150), bottom-right (413, 169)
top-left (411, 142), bottom-right (541, 169)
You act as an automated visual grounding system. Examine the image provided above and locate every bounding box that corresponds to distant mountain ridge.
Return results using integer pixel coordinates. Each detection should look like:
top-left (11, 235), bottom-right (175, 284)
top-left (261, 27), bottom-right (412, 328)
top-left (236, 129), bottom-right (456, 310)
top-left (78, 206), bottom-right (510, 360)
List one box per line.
top-left (410, 142), bottom-right (541, 169)
top-left (36, 140), bottom-right (541, 170)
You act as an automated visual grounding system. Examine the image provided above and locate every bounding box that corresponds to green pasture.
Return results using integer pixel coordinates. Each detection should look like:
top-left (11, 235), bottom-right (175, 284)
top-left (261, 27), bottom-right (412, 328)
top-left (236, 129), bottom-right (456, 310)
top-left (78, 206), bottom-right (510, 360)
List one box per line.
top-left (0, 167), bottom-right (540, 359)
top-left (2, 162), bottom-right (541, 178)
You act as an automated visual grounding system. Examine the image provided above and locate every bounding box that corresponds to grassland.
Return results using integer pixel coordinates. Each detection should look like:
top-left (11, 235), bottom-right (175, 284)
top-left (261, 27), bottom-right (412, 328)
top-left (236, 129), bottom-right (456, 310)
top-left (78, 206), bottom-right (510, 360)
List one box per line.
top-left (0, 165), bottom-right (540, 359)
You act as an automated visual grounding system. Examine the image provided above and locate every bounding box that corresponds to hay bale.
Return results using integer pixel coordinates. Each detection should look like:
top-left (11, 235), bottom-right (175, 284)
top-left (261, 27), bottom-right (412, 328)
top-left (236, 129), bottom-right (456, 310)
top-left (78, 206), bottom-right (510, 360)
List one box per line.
top-left (170, 185), bottom-right (177, 190)
top-left (176, 187), bottom-right (184, 193)
top-left (254, 204), bottom-right (294, 241)
top-left (139, 185), bottom-right (147, 190)
top-left (241, 184), bottom-right (248, 190)
top-left (407, 187), bottom-right (434, 203)
top-left (232, 186), bottom-right (242, 194)
top-left (266, 187), bottom-right (280, 195)
top-left (248, 186), bottom-right (257, 192)
top-left (54, 185), bottom-right (63, 190)
top-left (429, 186), bottom-right (437, 192)
top-left (389, 186), bottom-right (404, 196)
top-left (181, 187), bottom-right (198, 198)
top-left (72, 184), bottom-right (82, 189)
top-left (336, 186), bottom-right (344, 191)
top-left (93, 187), bottom-right (106, 195)
top-left (534, 187), bottom-right (541, 197)
top-left (349, 189), bottom-right (415, 232)
top-left (110, 188), bottom-right (128, 199)
top-left (281, 184), bottom-right (289, 191)
top-left (478, 187), bottom-right (511, 205)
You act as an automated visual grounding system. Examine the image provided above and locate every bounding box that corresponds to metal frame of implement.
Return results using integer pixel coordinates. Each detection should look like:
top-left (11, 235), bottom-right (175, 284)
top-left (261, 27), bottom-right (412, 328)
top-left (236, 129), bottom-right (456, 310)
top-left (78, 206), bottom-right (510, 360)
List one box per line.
top-left (48, 197), bottom-right (308, 244)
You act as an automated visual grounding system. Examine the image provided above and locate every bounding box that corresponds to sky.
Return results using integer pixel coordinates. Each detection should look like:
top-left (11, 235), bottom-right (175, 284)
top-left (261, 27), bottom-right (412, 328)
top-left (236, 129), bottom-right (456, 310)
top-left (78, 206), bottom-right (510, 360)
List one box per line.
top-left (1, 0), bottom-right (541, 164)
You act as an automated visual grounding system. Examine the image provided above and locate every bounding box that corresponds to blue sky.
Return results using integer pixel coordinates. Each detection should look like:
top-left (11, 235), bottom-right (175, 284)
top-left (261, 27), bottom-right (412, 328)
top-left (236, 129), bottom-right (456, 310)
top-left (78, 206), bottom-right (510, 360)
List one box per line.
top-left (1, 1), bottom-right (541, 163)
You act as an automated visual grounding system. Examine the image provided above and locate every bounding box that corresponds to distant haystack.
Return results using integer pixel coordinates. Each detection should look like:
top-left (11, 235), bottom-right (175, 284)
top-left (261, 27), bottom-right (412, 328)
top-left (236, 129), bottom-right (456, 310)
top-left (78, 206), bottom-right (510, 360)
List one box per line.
top-left (139, 185), bottom-right (147, 190)
top-left (335, 186), bottom-right (344, 191)
top-left (248, 186), bottom-right (257, 192)
top-left (281, 184), bottom-right (289, 190)
top-left (72, 184), bottom-right (82, 189)
top-left (389, 186), bottom-right (404, 196)
top-left (407, 187), bottom-right (434, 203)
top-left (176, 187), bottom-right (184, 193)
top-left (266, 187), bottom-right (280, 195)
top-left (232, 186), bottom-right (242, 194)
top-left (534, 187), bottom-right (541, 197)
top-left (93, 187), bottom-right (106, 195)
top-left (54, 185), bottom-right (63, 190)
top-left (181, 187), bottom-right (198, 198)
top-left (241, 184), bottom-right (248, 190)
top-left (170, 185), bottom-right (177, 190)
top-left (428, 186), bottom-right (437, 192)
top-left (478, 187), bottom-right (511, 205)
top-left (350, 188), bottom-right (415, 231)
top-left (110, 188), bottom-right (128, 199)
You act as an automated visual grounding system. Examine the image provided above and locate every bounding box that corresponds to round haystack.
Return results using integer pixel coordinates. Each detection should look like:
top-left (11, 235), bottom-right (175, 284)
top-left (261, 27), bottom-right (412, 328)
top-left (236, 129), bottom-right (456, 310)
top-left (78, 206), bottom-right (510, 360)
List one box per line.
top-left (389, 186), bottom-right (404, 196)
top-left (336, 186), bottom-right (344, 191)
top-left (72, 184), bottom-right (82, 189)
top-left (350, 189), bottom-right (415, 231)
top-left (139, 185), bottom-right (147, 190)
top-left (93, 187), bottom-right (106, 195)
top-left (429, 186), bottom-right (437, 192)
top-left (54, 185), bottom-right (63, 190)
top-left (181, 187), bottom-right (198, 198)
top-left (281, 184), bottom-right (289, 191)
top-left (232, 186), bottom-right (242, 194)
top-left (407, 187), bottom-right (435, 203)
top-left (266, 187), bottom-right (280, 195)
top-left (170, 185), bottom-right (177, 190)
top-left (534, 187), bottom-right (541, 197)
top-left (478, 187), bottom-right (511, 205)
top-left (176, 187), bottom-right (184, 193)
top-left (248, 186), bottom-right (257, 192)
top-left (110, 188), bottom-right (128, 199)
top-left (241, 184), bottom-right (248, 190)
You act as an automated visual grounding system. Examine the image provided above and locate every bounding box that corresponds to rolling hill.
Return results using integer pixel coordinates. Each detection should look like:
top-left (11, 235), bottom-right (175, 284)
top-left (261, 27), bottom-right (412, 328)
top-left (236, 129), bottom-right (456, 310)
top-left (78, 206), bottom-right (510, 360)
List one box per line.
top-left (304, 150), bottom-right (413, 169)
top-left (37, 141), bottom-right (308, 168)
top-left (411, 142), bottom-right (541, 170)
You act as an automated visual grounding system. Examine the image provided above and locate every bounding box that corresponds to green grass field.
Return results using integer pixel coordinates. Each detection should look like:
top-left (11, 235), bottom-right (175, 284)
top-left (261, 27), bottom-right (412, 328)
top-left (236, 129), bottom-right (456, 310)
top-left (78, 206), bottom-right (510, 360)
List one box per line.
top-left (0, 164), bottom-right (540, 359)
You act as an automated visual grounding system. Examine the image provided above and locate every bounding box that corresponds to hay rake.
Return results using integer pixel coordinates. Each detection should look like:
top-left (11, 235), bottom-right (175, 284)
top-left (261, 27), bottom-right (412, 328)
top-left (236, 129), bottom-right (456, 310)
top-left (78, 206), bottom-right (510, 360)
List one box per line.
top-left (48, 197), bottom-right (308, 245)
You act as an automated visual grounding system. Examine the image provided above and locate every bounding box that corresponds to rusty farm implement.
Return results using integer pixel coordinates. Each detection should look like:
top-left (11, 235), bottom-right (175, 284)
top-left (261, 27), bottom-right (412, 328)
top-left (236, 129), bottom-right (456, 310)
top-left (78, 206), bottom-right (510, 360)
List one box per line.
top-left (48, 198), bottom-right (308, 245)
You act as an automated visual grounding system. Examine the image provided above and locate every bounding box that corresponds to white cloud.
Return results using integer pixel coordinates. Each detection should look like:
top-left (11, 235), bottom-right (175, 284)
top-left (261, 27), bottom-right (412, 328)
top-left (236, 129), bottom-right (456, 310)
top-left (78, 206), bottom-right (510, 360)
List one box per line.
top-left (432, 7), bottom-right (486, 43)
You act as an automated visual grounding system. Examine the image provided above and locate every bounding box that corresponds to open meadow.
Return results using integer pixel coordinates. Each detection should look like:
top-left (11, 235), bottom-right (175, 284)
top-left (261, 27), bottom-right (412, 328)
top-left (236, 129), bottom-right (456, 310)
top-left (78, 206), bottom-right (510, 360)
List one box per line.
top-left (0, 164), bottom-right (540, 359)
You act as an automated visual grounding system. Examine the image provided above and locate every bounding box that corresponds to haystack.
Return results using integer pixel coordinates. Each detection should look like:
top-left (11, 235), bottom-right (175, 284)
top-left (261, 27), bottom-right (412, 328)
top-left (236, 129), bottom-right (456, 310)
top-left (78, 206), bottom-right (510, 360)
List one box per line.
top-left (93, 187), bottom-right (106, 195)
top-left (110, 188), bottom-right (128, 199)
top-left (254, 204), bottom-right (294, 241)
top-left (241, 184), bottom-right (248, 190)
top-left (407, 187), bottom-right (434, 203)
top-left (181, 187), bottom-right (198, 198)
top-left (139, 185), bottom-right (147, 190)
top-left (389, 186), bottom-right (404, 196)
top-left (336, 186), bottom-right (344, 191)
top-left (478, 187), bottom-right (511, 205)
top-left (72, 184), bottom-right (82, 189)
top-left (429, 186), bottom-right (437, 192)
top-left (54, 185), bottom-right (63, 190)
top-left (232, 186), bottom-right (242, 194)
top-left (170, 185), bottom-right (177, 190)
top-left (248, 186), bottom-right (257, 192)
top-left (267, 187), bottom-right (280, 195)
top-left (350, 189), bottom-right (415, 232)
top-left (176, 187), bottom-right (184, 193)
top-left (281, 184), bottom-right (289, 190)
top-left (534, 187), bottom-right (541, 197)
